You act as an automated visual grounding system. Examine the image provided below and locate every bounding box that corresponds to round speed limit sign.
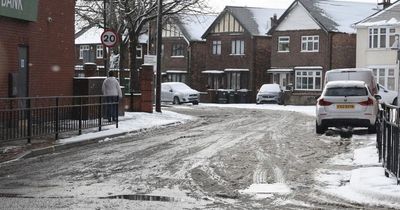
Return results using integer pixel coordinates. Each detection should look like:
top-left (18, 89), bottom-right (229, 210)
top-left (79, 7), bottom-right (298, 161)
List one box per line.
top-left (101, 30), bottom-right (119, 47)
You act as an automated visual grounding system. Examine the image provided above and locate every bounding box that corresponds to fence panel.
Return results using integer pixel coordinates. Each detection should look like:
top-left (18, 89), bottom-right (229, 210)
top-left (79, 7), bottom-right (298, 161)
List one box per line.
top-left (0, 95), bottom-right (119, 142)
top-left (377, 103), bottom-right (400, 184)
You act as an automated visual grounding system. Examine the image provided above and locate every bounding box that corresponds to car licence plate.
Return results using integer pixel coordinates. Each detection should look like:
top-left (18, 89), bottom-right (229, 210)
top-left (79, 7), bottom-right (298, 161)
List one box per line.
top-left (336, 104), bottom-right (354, 109)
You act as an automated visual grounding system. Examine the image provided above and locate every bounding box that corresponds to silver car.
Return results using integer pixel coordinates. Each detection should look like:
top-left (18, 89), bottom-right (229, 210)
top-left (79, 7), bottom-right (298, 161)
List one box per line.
top-left (256, 84), bottom-right (283, 104)
top-left (161, 82), bottom-right (200, 105)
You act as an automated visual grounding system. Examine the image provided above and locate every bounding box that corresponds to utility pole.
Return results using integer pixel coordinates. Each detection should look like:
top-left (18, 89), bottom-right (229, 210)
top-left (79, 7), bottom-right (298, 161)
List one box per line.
top-left (103, 0), bottom-right (108, 77)
top-left (155, 0), bottom-right (162, 112)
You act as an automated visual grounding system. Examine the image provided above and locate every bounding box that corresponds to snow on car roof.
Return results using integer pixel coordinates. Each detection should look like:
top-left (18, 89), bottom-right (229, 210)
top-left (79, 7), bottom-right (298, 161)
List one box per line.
top-left (326, 80), bottom-right (366, 88)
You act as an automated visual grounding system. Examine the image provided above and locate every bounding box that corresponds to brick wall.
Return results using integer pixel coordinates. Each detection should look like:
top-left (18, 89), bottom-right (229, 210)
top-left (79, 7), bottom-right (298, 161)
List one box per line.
top-left (189, 41), bottom-right (208, 92)
top-left (205, 34), bottom-right (253, 71)
top-left (271, 30), bottom-right (330, 70)
top-left (161, 37), bottom-right (188, 71)
top-left (0, 0), bottom-right (75, 97)
top-left (331, 33), bottom-right (356, 69)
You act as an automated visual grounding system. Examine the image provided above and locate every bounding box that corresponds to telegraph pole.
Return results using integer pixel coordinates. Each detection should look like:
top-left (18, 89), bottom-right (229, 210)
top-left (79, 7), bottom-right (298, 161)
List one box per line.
top-left (155, 0), bottom-right (162, 112)
top-left (103, 0), bottom-right (108, 76)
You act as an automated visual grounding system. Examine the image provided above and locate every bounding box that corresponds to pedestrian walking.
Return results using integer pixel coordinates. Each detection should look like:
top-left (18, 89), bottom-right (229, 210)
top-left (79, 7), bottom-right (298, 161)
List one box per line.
top-left (102, 71), bottom-right (122, 122)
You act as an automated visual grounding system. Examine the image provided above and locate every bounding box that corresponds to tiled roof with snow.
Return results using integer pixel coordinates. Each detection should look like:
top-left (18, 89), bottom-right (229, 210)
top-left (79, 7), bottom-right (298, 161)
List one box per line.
top-left (75, 27), bottom-right (103, 44)
top-left (177, 14), bottom-right (217, 41)
top-left (227, 6), bottom-right (285, 36)
top-left (75, 27), bottom-right (148, 45)
top-left (300, 0), bottom-right (380, 33)
top-left (356, 1), bottom-right (400, 27)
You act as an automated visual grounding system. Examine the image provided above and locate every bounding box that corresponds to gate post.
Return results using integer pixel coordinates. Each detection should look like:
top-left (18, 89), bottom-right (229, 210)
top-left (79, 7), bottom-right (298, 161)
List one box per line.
top-left (140, 64), bottom-right (154, 113)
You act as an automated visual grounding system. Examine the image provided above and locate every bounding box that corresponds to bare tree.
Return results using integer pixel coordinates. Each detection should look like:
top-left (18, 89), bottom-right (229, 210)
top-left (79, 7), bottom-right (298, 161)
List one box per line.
top-left (75, 0), bottom-right (209, 92)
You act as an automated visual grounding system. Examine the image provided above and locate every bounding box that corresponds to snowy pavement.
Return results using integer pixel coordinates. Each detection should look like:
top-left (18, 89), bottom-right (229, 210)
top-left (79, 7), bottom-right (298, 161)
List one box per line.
top-left (16, 103), bottom-right (400, 207)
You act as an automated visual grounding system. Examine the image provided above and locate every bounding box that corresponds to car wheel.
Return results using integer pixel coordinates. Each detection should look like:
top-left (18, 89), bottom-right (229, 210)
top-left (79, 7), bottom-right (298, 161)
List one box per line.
top-left (316, 121), bottom-right (326, 134)
top-left (393, 97), bottom-right (397, 106)
top-left (173, 96), bottom-right (180, 105)
top-left (192, 101), bottom-right (199, 105)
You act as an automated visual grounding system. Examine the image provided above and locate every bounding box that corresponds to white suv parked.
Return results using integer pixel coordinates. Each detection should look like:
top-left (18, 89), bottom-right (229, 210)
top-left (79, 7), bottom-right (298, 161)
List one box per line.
top-left (316, 81), bottom-right (379, 134)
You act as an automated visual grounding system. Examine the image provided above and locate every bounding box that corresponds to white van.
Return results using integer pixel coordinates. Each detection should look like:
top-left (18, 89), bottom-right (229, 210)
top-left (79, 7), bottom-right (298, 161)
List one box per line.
top-left (324, 68), bottom-right (378, 95)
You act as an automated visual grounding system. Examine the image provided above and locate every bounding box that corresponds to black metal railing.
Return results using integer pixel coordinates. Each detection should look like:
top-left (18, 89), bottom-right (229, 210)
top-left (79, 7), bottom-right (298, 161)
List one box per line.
top-left (0, 95), bottom-right (119, 142)
top-left (377, 103), bottom-right (400, 184)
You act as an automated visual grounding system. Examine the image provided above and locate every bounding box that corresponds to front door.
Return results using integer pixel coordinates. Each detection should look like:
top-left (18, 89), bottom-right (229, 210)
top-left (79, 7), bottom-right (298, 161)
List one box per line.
top-left (273, 73), bottom-right (288, 90)
top-left (18, 46), bottom-right (28, 98)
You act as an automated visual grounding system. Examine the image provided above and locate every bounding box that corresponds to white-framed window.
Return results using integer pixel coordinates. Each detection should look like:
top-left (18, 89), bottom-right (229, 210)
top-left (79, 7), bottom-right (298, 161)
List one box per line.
top-left (295, 70), bottom-right (322, 91)
top-left (372, 67), bottom-right (396, 90)
top-left (212, 40), bottom-right (221, 55)
top-left (368, 27), bottom-right (396, 49)
top-left (231, 40), bottom-right (244, 55)
top-left (226, 71), bottom-right (248, 90)
top-left (136, 46), bottom-right (143, 59)
top-left (79, 45), bottom-right (90, 59)
top-left (172, 43), bottom-right (184, 56)
top-left (168, 73), bottom-right (186, 83)
top-left (96, 45), bottom-right (103, 59)
top-left (301, 35), bottom-right (319, 52)
top-left (278, 36), bottom-right (290, 52)
top-left (207, 74), bottom-right (223, 89)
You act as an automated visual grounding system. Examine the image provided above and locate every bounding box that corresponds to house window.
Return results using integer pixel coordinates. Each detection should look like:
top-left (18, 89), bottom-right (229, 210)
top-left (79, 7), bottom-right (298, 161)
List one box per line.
top-left (79, 45), bottom-right (90, 59)
top-left (278, 36), bottom-right (290, 52)
top-left (96, 45), bottom-right (103, 59)
top-left (207, 74), bottom-right (223, 89)
top-left (372, 67), bottom-right (396, 90)
top-left (301, 36), bottom-right (319, 52)
top-left (295, 70), bottom-right (322, 91)
top-left (369, 27), bottom-right (396, 49)
top-left (168, 73), bottom-right (186, 83)
top-left (136, 46), bottom-right (143, 59)
top-left (226, 71), bottom-right (248, 90)
top-left (212, 40), bottom-right (221, 55)
top-left (172, 43), bottom-right (184, 56)
top-left (231, 40), bottom-right (244, 55)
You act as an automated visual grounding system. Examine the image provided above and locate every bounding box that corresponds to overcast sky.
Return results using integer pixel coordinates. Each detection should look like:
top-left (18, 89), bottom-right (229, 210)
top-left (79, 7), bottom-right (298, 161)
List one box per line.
top-left (208, 0), bottom-right (380, 11)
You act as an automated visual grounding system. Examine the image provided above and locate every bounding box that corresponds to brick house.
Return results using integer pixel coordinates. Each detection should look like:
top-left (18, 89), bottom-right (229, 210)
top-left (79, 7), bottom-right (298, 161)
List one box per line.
top-left (355, 1), bottom-right (398, 93)
top-left (201, 6), bottom-right (284, 103)
top-left (148, 14), bottom-right (216, 91)
top-left (269, 0), bottom-right (379, 104)
top-left (0, 0), bottom-right (75, 98)
top-left (74, 26), bottom-right (148, 92)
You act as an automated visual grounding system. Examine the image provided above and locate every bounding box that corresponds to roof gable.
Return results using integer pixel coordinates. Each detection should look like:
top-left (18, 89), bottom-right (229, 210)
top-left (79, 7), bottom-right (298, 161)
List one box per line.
top-left (203, 6), bottom-right (285, 38)
top-left (276, 2), bottom-right (321, 31)
top-left (273, 0), bottom-right (379, 34)
top-left (356, 0), bottom-right (400, 27)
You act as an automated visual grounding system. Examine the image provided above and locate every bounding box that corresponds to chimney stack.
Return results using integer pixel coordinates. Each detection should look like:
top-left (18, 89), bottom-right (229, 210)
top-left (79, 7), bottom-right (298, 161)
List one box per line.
top-left (378, 0), bottom-right (391, 9)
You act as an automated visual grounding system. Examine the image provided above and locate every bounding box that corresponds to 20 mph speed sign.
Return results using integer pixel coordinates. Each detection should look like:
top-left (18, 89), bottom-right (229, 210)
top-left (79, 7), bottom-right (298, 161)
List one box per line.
top-left (101, 30), bottom-right (119, 47)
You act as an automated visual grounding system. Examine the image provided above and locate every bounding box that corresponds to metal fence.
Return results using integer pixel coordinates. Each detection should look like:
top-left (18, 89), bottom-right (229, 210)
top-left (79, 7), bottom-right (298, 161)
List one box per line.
top-left (0, 95), bottom-right (119, 142)
top-left (377, 103), bottom-right (400, 184)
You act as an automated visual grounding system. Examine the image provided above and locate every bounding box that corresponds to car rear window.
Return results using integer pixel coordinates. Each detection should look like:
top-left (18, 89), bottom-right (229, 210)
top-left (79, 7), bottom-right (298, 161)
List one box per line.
top-left (325, 87), bottom-right (368, 96)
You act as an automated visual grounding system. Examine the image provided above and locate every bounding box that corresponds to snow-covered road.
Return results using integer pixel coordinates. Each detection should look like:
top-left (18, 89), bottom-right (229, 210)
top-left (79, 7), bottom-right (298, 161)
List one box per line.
top-left (0, 105), bottom-right (398, 209)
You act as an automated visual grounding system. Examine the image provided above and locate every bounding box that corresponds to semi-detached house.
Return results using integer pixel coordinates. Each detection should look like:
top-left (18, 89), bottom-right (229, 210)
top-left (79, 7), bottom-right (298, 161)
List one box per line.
top-left (201, 6), bottom-right (284, 103)
top-left (269, 0), bottom-right (379, 105)
top-left (356, 1), bottom-right (399, 96)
